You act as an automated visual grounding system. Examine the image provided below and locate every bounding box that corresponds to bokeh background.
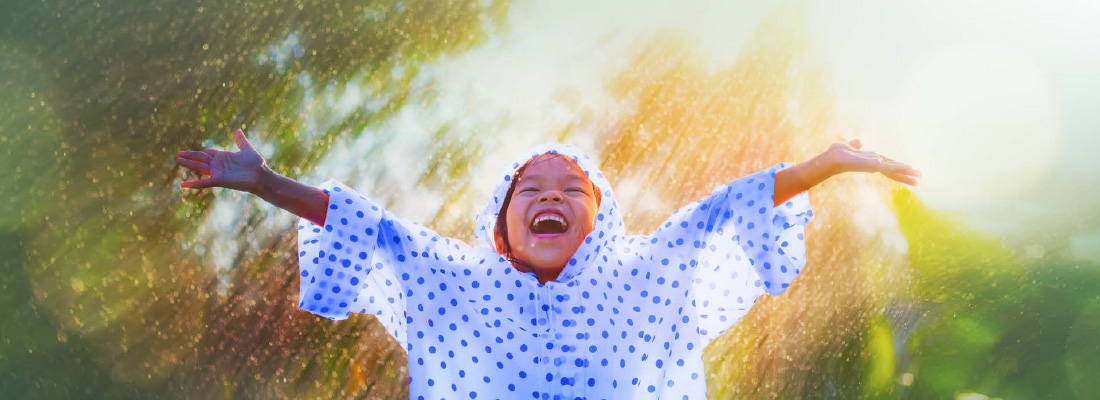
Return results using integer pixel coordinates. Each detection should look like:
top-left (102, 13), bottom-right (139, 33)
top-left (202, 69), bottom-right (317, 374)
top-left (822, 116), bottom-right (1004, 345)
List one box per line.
top-left (3, 0), bottom-right (1099, 398)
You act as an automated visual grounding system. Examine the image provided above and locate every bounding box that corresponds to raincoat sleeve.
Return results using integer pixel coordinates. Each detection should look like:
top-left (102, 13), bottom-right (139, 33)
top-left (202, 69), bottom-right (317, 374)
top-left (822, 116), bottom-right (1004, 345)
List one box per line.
top-left (296, 179), bottom-right (469, 345)
top-left (644, 162), bottom-right (814, 345)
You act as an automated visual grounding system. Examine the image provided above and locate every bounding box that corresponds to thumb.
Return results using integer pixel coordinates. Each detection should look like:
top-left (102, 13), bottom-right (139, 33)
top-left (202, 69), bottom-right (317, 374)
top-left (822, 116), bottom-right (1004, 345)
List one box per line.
top-left (181, 178), bottom-right (217, 189)
top-left (848, 138), bottom-right (862, 149)
top-left (234, 129), bottom-right (255, 152)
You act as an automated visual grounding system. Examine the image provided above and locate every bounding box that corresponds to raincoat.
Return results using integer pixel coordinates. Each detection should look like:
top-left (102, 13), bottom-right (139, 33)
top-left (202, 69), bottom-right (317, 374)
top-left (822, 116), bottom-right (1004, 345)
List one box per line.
top-left (296, 144), bottom-right (814, 399)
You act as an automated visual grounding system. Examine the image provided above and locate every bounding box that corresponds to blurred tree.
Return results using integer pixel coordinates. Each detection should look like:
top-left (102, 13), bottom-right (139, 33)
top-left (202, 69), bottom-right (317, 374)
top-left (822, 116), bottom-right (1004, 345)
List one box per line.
top-left (892, 188), bottom-right (1100, 400)
top-left (594, 6), bottom-right (901, 398)
top-left (0, 0), bottom-right (507, 397)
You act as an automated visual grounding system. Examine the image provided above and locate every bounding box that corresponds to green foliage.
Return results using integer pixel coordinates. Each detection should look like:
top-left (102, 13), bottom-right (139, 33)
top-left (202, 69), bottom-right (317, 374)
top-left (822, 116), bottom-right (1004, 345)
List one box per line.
top-left (892, 188), bottom-right (1100, 399)
top-left (0, 0), bottom-right (506, 397)
top-left (860, 316), bottom-right (896, 398)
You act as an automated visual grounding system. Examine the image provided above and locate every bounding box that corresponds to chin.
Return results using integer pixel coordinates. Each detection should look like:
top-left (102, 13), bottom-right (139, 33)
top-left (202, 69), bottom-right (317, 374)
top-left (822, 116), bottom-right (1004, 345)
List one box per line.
top-left (522, 251), bottom-right (570, 270)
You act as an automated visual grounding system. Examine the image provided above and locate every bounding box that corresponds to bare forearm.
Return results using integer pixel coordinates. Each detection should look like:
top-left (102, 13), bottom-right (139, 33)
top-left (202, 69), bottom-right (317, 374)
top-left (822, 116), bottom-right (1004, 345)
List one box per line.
top-left (774, 154), bottom-right (835, 207)
top-left (252, 167), bottom-right (330, 226)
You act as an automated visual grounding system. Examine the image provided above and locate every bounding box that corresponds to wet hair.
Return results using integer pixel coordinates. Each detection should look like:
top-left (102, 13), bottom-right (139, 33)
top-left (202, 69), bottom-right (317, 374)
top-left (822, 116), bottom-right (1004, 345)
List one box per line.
top-left (494, 154), bottom-right (603, 267)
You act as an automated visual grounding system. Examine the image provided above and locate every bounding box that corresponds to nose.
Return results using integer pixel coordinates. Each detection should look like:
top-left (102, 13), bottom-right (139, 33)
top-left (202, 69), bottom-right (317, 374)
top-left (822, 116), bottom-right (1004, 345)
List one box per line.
top-left (538, 190), bottom-right (563, 203)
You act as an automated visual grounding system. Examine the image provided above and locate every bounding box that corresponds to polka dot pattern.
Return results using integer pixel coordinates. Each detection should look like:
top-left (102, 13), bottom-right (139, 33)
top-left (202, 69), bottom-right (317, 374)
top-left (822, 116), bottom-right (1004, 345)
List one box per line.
top-left (296, 144), bottom-right (813, 399)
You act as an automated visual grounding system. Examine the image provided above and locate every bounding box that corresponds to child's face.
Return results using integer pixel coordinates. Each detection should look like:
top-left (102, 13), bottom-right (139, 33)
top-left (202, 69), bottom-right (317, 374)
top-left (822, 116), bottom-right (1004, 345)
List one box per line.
top-left (502, 155), bottom-right (599, 276)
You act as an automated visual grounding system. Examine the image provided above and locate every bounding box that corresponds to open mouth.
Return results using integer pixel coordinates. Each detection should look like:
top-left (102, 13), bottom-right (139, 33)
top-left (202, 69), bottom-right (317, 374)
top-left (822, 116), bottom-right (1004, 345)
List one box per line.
top-left (530, 211), bottom-right (569, 235)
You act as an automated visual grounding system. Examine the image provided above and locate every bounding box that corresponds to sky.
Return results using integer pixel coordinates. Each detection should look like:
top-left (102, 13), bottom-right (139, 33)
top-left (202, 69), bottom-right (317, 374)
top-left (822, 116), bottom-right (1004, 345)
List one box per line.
top-left (809, 0), bottom-right (1100, 233)
top-left (806, 0), bottom-right (1100, 257)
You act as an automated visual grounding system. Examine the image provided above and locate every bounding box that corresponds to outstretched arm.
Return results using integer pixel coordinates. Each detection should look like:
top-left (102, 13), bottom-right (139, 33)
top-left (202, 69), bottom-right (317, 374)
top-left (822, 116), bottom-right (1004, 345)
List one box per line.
top-left (774, 139), bottom-right (921, 206)
top-left (176, 129), bottom-right (330, 226)
top-left (254, 168), bottom-right (330, 227)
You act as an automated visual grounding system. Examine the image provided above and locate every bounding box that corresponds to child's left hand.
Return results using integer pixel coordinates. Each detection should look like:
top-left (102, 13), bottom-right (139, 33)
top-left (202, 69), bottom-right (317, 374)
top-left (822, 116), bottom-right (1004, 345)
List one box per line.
top-left (821, 139), bottom-right (921, 186)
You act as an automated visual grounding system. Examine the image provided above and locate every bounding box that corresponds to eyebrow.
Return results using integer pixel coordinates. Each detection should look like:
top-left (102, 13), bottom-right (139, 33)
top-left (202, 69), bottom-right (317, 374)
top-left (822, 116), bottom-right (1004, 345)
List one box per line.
top-left (518, 173), bottom-right (589, 184)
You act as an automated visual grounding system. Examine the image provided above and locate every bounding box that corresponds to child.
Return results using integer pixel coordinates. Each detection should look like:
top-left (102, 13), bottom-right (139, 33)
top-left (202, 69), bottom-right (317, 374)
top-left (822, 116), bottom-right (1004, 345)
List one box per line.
top-left (177, 130), bottom-right (918, 399)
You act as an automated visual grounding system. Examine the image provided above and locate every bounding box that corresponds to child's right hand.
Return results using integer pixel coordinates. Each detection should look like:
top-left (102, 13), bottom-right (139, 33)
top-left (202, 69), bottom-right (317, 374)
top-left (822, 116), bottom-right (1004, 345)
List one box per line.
top-left (176, 129), bottom-right (268, 193)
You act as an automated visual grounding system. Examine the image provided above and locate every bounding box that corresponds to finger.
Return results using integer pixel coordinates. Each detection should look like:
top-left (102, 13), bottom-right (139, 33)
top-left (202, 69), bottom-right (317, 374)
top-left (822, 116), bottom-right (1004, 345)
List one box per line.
top-left (234, 129), bottom-right (254, 152)
top-left (879, 154), bottom-right (904, 165)
top-left (178, 150), bottom-right (212, 163)
top-left (181, 178), bottom-right (217, 189)
top-left (880, 156), bottom-right (921, 176)
top-left (881, 155), bottom-right (909, 166)
top-left (885, 171), bottom-right (919, 186)
top-left (880, 159), bottom-right (914, 174)
top-left (850, 151), bottom-right (885, 164)
top-left (858, 151), bottom-right (907, 171)
top-left (202, 148), bottom-right (221, 157)
top-left (847, 154), bottom-right (883, 172)
top-left (848, 138), bottom-right (862, 149)
top-left (176, 158), bottom-right (211, 175)
top-left (852, 149), bottom-right (883, 159)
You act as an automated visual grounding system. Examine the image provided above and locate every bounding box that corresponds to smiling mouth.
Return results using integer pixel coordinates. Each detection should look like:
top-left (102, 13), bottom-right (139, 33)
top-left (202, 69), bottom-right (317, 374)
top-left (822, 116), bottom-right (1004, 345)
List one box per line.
top-left (530, 212), bottom-right (569, 235)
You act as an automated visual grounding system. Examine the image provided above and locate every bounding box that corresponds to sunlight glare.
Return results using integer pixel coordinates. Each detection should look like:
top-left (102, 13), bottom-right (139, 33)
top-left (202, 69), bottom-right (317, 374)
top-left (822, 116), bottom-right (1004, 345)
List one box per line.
top-left (897, 46), bottom-right (1060, 210)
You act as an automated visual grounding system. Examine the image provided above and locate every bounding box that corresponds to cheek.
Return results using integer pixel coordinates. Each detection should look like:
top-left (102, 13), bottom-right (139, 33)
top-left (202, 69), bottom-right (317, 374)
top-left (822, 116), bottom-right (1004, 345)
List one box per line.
top-left (582, 214), bottom-right (597, 234)
top-left (575, 201), bottom-right (599, 235)
top-left (504, 202), bottom-right (527, 240)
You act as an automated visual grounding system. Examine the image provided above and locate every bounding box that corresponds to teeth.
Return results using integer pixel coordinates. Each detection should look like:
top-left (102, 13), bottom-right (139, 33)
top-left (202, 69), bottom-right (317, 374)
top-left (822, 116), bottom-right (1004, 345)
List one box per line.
top-left (532, 213), bottom-right (567, 229)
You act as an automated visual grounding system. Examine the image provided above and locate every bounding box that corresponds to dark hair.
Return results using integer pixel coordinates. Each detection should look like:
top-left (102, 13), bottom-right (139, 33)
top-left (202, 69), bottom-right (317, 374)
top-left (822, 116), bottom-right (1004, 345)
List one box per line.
top-left (494, 154), bottom-right (602, 267)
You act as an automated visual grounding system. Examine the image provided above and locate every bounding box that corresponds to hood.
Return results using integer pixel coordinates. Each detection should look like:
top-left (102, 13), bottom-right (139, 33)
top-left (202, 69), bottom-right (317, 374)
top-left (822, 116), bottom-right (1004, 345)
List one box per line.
top-left (473, 143), bottom-right (625, 282)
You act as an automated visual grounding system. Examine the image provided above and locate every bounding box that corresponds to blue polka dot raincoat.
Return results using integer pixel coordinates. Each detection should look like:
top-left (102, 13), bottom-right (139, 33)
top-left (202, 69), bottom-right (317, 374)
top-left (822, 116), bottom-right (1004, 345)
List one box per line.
top-left (296, 144), bottom-right (814, 399)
